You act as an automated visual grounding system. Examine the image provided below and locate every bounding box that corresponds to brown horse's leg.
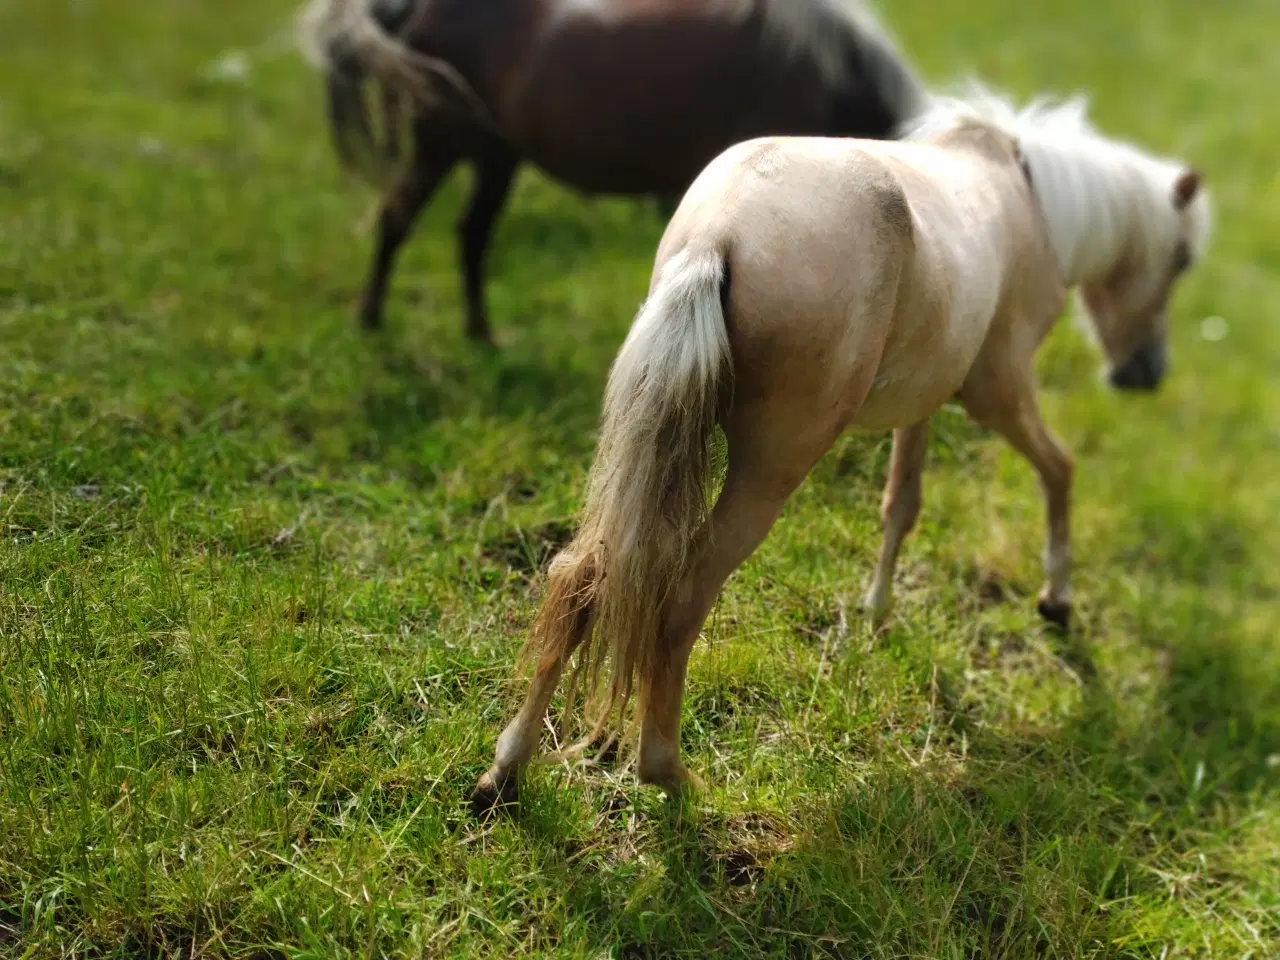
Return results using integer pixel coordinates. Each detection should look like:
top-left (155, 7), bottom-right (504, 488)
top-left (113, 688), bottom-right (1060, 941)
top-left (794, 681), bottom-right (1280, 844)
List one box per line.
top-left (961, 385), bottom-right (1075, 628)
top-left (637, 450), bottom-right (816, 795)
top-left (862, 419), bottom-right (930, 622)
top-left (458, 144), bottom-right (519, 345)
top-left (358, 136), bottom-right (459, 332)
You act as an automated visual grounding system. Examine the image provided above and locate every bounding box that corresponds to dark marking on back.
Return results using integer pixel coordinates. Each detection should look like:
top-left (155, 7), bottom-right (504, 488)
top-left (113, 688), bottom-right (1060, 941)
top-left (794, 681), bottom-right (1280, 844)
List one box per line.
top-left (745, 141), bottom-right (786, 180)
top-left (872, 175), bottom-right (913, 240)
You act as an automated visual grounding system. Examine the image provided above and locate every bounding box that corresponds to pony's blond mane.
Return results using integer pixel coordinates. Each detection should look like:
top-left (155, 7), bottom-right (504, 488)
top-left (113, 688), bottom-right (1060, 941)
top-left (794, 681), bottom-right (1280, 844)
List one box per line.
top-left (905, 83), bottom-right (1213, 285)
top-left (738, 0), bottom-right (926, 120)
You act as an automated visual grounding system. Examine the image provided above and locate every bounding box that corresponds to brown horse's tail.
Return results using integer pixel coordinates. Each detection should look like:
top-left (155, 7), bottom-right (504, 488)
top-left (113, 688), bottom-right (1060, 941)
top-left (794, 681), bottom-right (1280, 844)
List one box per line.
top-left (527, 247), bottom-right (732, 744)
top-left (296, 0), bottom-right (489, 185)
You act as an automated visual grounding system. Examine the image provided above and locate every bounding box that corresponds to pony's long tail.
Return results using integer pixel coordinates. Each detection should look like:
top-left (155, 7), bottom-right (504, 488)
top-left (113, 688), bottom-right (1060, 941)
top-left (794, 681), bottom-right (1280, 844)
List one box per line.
top-left (295, 0), bottom-right (490, 185)
top-left (527, 247), bottom-right (733, 743)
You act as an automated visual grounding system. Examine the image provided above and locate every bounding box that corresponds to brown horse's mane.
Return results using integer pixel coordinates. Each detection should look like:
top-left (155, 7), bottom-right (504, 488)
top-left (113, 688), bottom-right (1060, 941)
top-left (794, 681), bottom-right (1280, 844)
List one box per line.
top-left (744, 0), bottom-right (925, 120)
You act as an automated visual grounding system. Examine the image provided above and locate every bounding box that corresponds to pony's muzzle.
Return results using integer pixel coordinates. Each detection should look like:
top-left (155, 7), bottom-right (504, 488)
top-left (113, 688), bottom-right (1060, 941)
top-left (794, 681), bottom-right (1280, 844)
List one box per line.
top-left (1110, 340), bottom-right (1167, 391)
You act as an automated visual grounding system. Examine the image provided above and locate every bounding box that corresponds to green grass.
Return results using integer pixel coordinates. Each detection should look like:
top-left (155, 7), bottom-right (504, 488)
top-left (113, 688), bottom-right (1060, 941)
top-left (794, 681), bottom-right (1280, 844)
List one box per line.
top-left (1, 0), bottom-right (1278, 956)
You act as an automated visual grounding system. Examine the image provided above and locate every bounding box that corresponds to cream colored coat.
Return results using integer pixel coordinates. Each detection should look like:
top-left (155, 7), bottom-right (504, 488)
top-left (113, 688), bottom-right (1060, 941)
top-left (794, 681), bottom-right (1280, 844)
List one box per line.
top-left (474, 95), bottom-right (1211, 809)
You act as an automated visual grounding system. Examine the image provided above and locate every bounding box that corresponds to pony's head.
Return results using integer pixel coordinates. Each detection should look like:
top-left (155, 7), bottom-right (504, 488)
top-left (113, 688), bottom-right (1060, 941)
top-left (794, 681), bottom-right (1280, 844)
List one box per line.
top-left (904, 85), bottom-right (1215, 392)
top-left (1078, 167), bottom-right (1210, 391)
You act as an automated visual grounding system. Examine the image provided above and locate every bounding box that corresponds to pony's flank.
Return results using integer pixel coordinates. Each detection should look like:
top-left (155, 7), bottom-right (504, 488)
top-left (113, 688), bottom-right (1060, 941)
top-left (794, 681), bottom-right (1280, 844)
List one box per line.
top-left (906, 85), bottom-right (1213, 285)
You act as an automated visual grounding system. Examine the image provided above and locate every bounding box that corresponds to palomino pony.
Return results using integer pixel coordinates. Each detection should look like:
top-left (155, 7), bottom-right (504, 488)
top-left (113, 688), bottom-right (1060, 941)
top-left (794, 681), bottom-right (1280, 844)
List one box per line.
top-left (298, 0), bottom-right (926, 343)
top-left (472, 90), bottom-right (1212, 809)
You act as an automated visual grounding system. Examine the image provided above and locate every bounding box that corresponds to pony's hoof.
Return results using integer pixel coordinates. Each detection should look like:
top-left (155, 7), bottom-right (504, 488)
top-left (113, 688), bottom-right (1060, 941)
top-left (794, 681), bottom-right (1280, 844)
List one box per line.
top-left (660, 772), bottom-right (705, 801)
top-left (863, 605), bottom-right (890, 627)
top-left (860, 583), bottom-right (890, 627)
top-left (683, 770), bottom-right (707, 795)
top-left (858, 592), bottom-right (891, 626)
top-left (1036, 597), bottom-right (1071, 631)
top-left (639, 761), bottom-right (704, 798)
top-left (469, 771), bottom-right (518, 818)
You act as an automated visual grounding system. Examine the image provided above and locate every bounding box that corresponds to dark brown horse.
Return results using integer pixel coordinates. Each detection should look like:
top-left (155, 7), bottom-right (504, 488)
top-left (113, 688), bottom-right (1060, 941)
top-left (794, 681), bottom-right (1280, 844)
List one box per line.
top-left (300, 0), bottom-right (927, 343)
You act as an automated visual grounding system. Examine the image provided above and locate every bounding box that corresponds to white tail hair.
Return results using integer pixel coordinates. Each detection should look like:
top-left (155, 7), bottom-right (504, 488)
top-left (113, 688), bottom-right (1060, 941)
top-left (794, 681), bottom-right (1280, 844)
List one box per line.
top-left (297, 0), bottom-right (456, 101)
top-left (296, 0), bottom-right (491, 184)
top-left (520, 248), bottom-right (732, 741)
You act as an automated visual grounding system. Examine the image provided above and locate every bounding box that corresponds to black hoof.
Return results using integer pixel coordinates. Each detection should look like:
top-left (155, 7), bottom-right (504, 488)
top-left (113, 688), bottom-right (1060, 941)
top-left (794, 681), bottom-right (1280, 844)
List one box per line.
top-left (1036, 598), bottom-right (1071, 631)
top-left (469, 772), bottom-right (518, 819)
top-left (465, 318), bottom-right (496, 348)
top-left (359, 308), bottom-right (383, 333)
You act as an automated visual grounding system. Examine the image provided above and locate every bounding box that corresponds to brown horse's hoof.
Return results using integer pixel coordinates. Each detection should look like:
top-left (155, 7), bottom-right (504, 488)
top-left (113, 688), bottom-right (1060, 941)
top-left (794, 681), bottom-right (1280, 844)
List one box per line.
top-left (465, 318), bottom-right (497, 348)
top-left (469, 771), bottom-right (518, 818)
top-left (1036, 597), bottom-right (1071, 631)
top-left (359, 305), bottom-right (384, 333)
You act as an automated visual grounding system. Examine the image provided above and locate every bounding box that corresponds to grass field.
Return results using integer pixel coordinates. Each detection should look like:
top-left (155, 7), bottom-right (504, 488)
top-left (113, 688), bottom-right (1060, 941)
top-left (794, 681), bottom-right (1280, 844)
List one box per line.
top-left (2, 0), bottom-right (1278, 956)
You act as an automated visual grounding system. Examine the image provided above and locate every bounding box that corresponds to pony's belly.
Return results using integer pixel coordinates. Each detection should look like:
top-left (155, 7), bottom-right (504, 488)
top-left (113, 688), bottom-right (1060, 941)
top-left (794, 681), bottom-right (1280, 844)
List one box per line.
top-left (848, 322), bottom-right (990, 431)
top-left (846, 259), bottom-right (1003, 431)
top-left (849, 373), bottom-right (967, 433)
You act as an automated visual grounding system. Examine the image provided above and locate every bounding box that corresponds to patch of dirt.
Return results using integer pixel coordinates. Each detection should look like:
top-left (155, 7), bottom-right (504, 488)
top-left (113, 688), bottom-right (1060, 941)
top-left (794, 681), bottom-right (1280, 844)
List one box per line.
top-left (707, 811), bottom-right (793, 890)
top-left (720, 847), bottom-right (761, 887)
top-left (507, 474), bottom-right (541, 503)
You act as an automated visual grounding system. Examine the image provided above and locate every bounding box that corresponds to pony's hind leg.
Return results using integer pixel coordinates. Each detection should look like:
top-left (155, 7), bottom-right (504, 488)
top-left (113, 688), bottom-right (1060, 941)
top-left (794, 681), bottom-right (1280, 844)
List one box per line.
top-left (458, 143), bottom-right (519, 344)
top-left (862, 420), bottom-right (930, 622)
top-left (637, 447), bottom-right (822, 795)
top-left (471, 601), bottom-right (594, 815)
top-left (359, 130), bottom-right (460, 331)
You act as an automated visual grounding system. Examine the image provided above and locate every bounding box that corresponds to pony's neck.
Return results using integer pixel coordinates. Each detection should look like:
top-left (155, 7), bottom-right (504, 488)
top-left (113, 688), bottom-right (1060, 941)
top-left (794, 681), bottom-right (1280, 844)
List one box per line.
top-left (1020, 135), bottom-right (1171, 287)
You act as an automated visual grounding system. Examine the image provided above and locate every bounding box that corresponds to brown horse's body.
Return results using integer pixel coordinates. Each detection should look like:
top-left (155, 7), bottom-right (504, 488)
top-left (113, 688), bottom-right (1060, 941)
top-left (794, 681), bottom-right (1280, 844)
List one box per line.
top-left (419, 0), bottom-right (906, 192)
top-left (302, 0), bottom-right (925, 340)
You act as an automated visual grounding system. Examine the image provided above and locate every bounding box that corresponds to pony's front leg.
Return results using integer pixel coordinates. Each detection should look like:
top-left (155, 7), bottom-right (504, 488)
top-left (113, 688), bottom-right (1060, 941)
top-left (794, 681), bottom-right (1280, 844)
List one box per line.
top-left (962, 388), bottom-right (1075, 628)
top-left (863, 420), bottom-right (930, 622)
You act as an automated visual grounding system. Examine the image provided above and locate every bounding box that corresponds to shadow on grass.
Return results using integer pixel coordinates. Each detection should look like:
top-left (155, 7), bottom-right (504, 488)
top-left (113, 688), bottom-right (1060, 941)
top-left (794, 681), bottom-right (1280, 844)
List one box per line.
top-left (367, 338), bottom-right (603, 427)
top-left (493, 576), bottom-right (1277, 957)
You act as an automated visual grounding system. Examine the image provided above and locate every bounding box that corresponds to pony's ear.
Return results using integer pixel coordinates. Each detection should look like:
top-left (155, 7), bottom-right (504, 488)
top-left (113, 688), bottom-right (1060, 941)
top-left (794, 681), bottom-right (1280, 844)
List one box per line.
top-left (1173, 169), bottom-right (1202, 209)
